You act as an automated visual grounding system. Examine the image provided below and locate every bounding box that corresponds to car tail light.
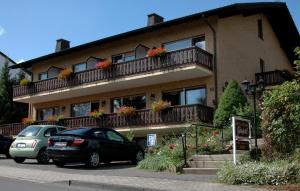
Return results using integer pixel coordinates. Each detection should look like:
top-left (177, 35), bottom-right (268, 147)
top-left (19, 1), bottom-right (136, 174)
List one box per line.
top-left (71, 138), bottom-right (85, 147)
top-left (47, 138), bottom-right (53, 146)
top-left (31, 140), bottom-right (38, 148)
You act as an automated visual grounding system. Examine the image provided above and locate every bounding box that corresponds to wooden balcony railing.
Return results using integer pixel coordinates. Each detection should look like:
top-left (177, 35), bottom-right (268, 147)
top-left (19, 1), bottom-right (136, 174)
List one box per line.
top-left (13, 47), bottom-right (213, 98)
top-left (0, 104), bottom-right (213, 136)
top-left (255, 70), bottom-right (293, 86)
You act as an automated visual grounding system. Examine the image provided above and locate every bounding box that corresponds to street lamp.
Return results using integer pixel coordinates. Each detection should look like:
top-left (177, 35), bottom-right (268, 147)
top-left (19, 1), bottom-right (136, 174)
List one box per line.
top-left (241, 78), bottom-right (265, 149)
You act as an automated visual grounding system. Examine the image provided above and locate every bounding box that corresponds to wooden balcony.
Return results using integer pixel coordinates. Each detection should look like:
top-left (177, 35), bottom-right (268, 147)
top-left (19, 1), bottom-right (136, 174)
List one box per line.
top-left (0, 104), bottom-right (213, 136)
top-left (13, 47), bottom-right (213, 100)
top-left (255, 70), bottom-right (294, 86)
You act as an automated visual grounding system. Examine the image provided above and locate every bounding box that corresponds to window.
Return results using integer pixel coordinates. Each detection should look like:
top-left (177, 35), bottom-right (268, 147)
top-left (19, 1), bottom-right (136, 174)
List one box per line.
top-left (111, 95), bottom-right (146, 113)
top-left (112, 52), bottom-right (135, 63)
top-left (71, 102), bottom-right (91, 117)
top-left (44, 128), bottom-right (57, 137)
top-left (162, 87), bottom-right (206, 106)
top-left (73, 63), bottom-right (87, 73)
top-left (39, 72), bottom-right (48, 80)
top-left (164, 36), bottom-right (205, 52)
top-left (106, 131), bottom-right (124, 142)
top-left (37, 107), bottom-right (59, 121)
top-left (260, 59), bottom-right (265, 73)
top-left (258, 19), bottom-right (263, 40)
top-left (18, 126), bottom-right (42, 137)
top-left (93, 130), bottom-right (106, 139)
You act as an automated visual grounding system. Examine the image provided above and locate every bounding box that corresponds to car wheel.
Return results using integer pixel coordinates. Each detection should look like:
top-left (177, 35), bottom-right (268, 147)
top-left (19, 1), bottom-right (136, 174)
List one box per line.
top-left (13, 157), bottom-right (26, 163)
top-left (132, 150), bottom-right (144, 165)
top-left (37, 150), bottom-right (50, 164)
top-left (53, 160), bottom-right (65, 168)
top-left (86, 152), bottom-right (100, 168)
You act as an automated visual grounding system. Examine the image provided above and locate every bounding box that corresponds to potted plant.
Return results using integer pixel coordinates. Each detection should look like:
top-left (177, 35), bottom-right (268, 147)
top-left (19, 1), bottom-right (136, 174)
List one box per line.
top-left (58, 68), bottom-right (73, 80)
top-left (90, 109), bottom-right (105, 119)
top-left (117, 106), bottom-right (136, 117)
top-left (46, 115), bottom-right (64, 122)
top-left (22, 117), bottom-right (36, 125)
top-left (147, 47), bottom-right (167, 58)
top-left (96, 59), bottom-right (113, 70)
top-left (151, 100), bottom-right (171, 113)
top-left (20, 79), bottom-right (32, 86)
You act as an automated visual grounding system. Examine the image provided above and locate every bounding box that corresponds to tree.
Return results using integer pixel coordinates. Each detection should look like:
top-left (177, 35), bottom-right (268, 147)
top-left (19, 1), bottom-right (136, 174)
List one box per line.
top-left (0, 61), bottom-right (14, 123)
top-left (294, 47), bottom-right (300, 78)
top-left (213, 80), bottom-right (248, 127)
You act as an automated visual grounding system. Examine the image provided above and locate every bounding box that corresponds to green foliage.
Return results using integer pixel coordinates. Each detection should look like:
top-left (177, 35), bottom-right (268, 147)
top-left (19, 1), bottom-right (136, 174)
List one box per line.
top-left (217, 160), bottom-right (300, 185)
top-left (0, 62), bottom-right (14, 124)
top-left (126, 129), bottom-right (135, 141)
top-left (214, 80), bottom-right (248, 127)
top-left (138, 136), bottom-right (183, 172)
top-left (294, 47), bottom-right (300, 78)
top-left (261, 81), bottom-right (300, 160)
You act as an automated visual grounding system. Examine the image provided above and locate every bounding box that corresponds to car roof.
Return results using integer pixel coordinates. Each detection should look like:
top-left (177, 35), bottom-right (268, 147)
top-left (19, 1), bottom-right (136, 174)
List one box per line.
top-left (28, 125), bottom-right (66, 128)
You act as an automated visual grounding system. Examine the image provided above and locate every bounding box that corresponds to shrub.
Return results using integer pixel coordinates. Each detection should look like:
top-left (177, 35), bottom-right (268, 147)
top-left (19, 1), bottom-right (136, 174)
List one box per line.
top-left (147, 47), bottom-right (166, 57)
top-left (151, 100), bottom-right (171, 112)
top-left (19, 79), bottom-right (32, 86)
top-left (90, 109), bottom-right (105, 119)
top-left (126, 129), bottom-right (135, 141)
top-left (294, 47), bottom-right (300, 78)
top-left (96, 59), bottom-right (112, 70)
top-left (117, 106), bottom-right (136, 117)
top-left (58, 68), bottom-right (73, 79)
top-left (217, 160), bottom-right (300, 185)
top-left (261, 81), bottom-right (300, 160)
top-left (214, 80), bottom-right (248, 127)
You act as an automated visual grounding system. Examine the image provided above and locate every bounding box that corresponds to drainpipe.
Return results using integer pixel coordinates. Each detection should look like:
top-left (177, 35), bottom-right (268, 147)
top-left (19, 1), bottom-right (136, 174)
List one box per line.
top-left (202, 14), bottom-right (218, 108)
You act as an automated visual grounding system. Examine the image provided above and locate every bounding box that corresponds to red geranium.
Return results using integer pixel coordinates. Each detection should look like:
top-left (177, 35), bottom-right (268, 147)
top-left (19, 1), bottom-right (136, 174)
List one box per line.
top-left (147, 47), bottom-right (166, 57)
top-left (96, 59), bottom-right (112, 70)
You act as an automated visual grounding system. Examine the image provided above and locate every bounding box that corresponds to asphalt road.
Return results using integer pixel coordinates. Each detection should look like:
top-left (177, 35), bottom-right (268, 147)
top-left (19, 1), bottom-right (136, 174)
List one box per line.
top-left (0, 177), bottom-right (110, 191)
top-left (0, 156), bottom-right (216, 182)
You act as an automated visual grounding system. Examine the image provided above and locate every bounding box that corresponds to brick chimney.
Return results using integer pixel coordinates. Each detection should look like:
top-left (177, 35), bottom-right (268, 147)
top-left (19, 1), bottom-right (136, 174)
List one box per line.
top-left (55, 39), bottom-right (70, 52)
top-left (147, 13), bottom-right (164, 26)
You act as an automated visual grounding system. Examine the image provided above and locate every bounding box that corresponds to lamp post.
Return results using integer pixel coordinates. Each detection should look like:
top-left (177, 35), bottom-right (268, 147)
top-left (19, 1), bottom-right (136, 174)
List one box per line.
top-left (241, 78), bottom-right (265, 149)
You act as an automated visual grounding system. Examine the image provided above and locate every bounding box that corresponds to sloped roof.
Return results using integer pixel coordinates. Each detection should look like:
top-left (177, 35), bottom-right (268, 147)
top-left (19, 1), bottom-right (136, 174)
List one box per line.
top-left (10, 2), bottom-right (300, 69)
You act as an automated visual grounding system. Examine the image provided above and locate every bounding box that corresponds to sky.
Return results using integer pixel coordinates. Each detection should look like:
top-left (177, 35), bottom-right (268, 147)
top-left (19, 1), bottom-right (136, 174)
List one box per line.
top-left (0, 0), bottom-right (299, 63)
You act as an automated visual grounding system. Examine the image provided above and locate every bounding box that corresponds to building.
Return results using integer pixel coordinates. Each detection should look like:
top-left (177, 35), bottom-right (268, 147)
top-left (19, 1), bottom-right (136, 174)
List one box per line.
top-left (5, 2), bottom-right (300, 144)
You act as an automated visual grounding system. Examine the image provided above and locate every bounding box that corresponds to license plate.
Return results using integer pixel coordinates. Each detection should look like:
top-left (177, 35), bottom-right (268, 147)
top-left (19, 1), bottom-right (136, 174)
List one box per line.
top-left (17, 143), bottom-right (26, 148)
top-left (54, 142), bottom-right (67, 147)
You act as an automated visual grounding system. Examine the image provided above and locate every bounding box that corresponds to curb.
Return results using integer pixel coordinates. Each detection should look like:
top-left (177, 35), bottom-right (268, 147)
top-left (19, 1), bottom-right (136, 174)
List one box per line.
top-left (57, 180), bottom-right (171, 191)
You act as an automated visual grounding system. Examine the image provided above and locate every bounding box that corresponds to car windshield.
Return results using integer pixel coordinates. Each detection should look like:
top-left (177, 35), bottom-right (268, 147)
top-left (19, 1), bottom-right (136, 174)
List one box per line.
top-left (60, 128), bottom-right (91, 136)
top-left (18, 126), bottom-right (42, 137)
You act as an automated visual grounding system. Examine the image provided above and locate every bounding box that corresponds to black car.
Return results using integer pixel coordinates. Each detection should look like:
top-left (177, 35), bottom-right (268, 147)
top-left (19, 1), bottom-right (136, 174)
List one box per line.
top-left (47, 128), bottom-right (144, 168)
top-left (0, 135), bottom-right (14, 158)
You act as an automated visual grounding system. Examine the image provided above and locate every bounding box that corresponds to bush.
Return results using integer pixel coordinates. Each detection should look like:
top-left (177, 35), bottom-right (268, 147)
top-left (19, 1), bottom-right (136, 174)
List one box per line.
top-left (217, 160), bottom-right (300, 185)
top-left (261, 81), bottom-right (300, 160)
top-left (214, 80), bottom-right (248, 127)
top-left (19, 79), bottom-right (31, 86)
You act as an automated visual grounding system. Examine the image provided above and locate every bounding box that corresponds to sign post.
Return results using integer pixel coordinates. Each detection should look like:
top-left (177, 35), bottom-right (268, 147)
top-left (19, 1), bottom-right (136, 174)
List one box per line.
top-left (232, 116), bottom-right (251, 165)
top-left (147, 134), bottom-right (157, 147)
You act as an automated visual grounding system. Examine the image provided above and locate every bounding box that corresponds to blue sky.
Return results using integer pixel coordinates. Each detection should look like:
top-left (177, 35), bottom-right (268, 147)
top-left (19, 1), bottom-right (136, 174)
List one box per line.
top-left (0, 0), bottom-right (299, 63)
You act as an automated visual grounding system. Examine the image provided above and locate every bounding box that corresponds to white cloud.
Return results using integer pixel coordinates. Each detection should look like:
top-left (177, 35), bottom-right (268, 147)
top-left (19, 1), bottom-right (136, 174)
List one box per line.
top-left (0, 26), bottom-right (5, 36)
top-left (17, 59), bottom-right (25, 63)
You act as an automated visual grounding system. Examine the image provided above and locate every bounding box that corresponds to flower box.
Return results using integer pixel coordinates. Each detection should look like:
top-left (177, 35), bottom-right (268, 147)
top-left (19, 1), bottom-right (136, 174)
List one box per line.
top-left (58, 68), bottom-right (73, 80)
top-left (117, 106), bottom-right (136, 117)
top-left (90, 109), bottom-right (105, 119)
top-left (22, 117), bottom-right (36, 125)
top-left (147, 47), bottom-right (167, 58)
top-left (96, 59), bottom-right (113, 70)
top-left (151, 100), bottom-right (171, 112)
top-left (20, 79), bottom-right (32, 86)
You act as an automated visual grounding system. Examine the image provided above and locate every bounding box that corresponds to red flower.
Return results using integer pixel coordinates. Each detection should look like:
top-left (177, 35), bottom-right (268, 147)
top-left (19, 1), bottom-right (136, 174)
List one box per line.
top-left (96, 59), bottom-right (112, 70)
top-left (168, 144), bottom-right (175, 150)
top-left (147, 47), bottom-right (166, 57)
top-left (212, 130), bottom-right (220, 136)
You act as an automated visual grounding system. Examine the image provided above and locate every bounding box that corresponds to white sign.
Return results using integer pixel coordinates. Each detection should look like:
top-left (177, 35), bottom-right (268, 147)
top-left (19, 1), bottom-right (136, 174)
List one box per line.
top-left (147, 134), bottom-right (157, 147)
top-left (232, 116), bottom-right (252, 165)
